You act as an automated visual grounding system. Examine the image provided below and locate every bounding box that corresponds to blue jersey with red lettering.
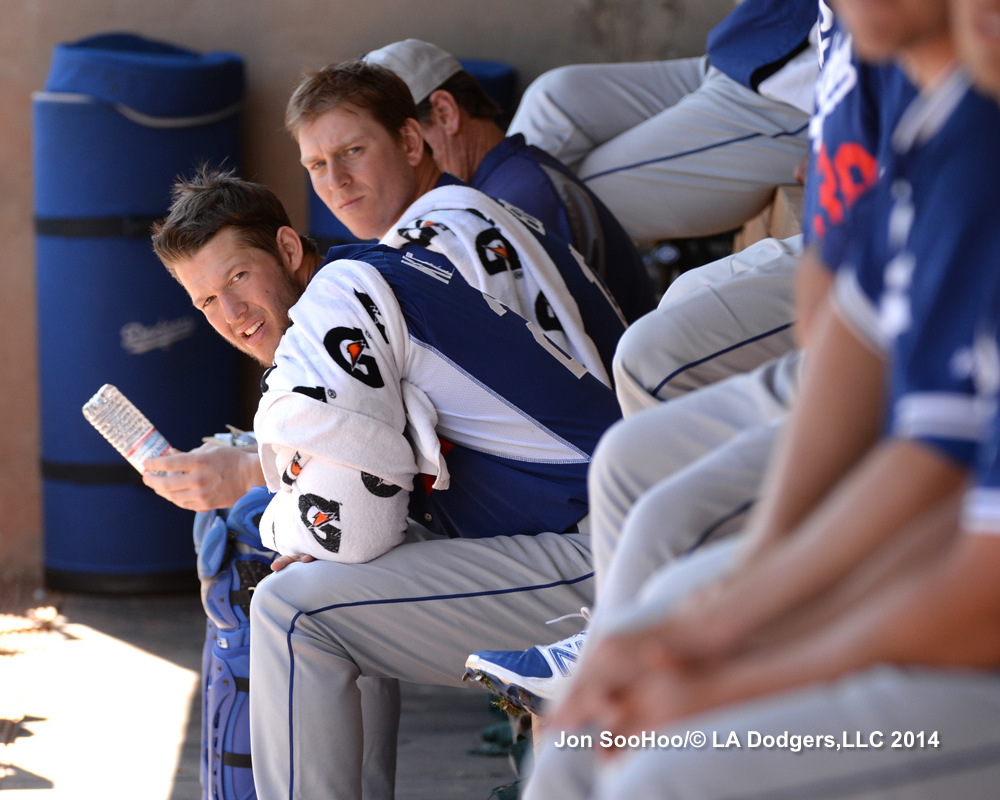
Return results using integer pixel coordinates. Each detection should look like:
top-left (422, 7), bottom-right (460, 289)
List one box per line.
top-left (805, 21), bottom-right (916, 261)
top-left (470, 133), bottom-right (655, 324)
top-left (833, 72), bottom-right (1000, 465)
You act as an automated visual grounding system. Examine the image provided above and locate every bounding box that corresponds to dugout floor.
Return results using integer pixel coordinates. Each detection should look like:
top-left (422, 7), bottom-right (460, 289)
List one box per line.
top-left (0, 577), bottom-right (516, 799)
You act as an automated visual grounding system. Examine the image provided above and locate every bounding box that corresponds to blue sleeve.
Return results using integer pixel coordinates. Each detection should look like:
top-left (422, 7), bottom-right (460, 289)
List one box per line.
top-left (886, 125), bottom-right (1000, 465)
top-left (706, 0), bottom-right (817, 90)
top-left (960, 288), bottom-right (1000, 534)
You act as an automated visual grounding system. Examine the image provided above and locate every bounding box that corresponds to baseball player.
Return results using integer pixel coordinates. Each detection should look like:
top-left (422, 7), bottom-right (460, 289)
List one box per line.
top-left (362, 38), bottom-right (656, 324)
top-left (610, 0), bottom-right (919, 416)
top-left (363, 38), bottom-right (809, 419)
top-left (523, 0), bottom-right (1000, 795)
top-left (151, 167), bottom-right (621, 799)
top-left (508, 0), bottom-right (820, 242)
top-left (464, 10), bottom-right (918, 715)
top-left (141, 59), bottom-right (628, 511)
top-left (287, 59), bottom-right (626, 387)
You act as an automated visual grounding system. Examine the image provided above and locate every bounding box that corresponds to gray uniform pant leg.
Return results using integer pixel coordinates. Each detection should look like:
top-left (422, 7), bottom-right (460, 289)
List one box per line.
top-left (509, 58), bottom-right (707, 173)
top-left (358, 677), bottom-right (399, 799)
top-left (613, 236), bottom-right (801, 417)
top-left (509, 60), bottom-right (810, 241)
top-left (595, 418), bottom-right (783, 623)
top-left (594, 667), bottom-right (1000, 800)
top-left (249, 530), bottom-right (593, 800)
top-left (590, 351), bottom-right (801, 602)
top-left (529, 540), bottom-right (1000, 800)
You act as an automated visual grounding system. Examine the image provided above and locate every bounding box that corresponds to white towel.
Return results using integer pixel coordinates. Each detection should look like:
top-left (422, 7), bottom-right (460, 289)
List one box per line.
top-left (381, 184), bottom-right (610, 386)
top-left (254, 259), bottom-right (445, 562)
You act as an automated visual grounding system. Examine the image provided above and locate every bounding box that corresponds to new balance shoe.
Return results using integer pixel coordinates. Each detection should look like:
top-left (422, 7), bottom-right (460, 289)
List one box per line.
top-left (464, 628), bottom-right (588, 715)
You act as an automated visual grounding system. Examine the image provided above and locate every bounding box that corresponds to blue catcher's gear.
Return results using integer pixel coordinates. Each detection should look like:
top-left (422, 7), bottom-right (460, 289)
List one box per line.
top-left (194, 486), bottom-right (275, 800)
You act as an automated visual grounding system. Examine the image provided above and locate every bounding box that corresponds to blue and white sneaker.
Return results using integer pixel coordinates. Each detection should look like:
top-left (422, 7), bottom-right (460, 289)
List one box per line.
top-left (464, 611), bottom-right (590, 715)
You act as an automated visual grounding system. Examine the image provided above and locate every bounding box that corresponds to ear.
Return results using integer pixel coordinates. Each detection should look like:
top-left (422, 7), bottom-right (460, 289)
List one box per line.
top-left (276, 226), bottom-right (307, 283)
top-left (400, 117), bottom-right (428, 167)
top-left (427, 90), bottom-right (462, 136)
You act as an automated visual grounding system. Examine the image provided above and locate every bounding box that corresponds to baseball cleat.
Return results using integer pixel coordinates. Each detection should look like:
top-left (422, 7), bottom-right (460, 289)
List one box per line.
top-left (463, 629), bottom-right (588, 715)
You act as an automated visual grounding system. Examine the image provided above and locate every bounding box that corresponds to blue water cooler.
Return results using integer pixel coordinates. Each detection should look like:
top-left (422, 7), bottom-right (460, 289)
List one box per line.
top-left (33, 33), bottom-right (246, 592)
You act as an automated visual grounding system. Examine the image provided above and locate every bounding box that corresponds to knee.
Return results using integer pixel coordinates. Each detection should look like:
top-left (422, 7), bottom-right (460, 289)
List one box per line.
top-left (523, 741), bottom-right (595, 800)
top-left (249, 562), bottom-right (346, 631)
top-left (621, 483), bottom-right (688, 558)
top-left (519, 64), bottom-right (591, 110)
top-left (611, 323), bottom-right (645, 388)
top-left (249, 569), bottom-right (294, 633)
top-left (589, 416), bottom-right (642, 494)
top-left (613, 313), bottom-right (684, 389)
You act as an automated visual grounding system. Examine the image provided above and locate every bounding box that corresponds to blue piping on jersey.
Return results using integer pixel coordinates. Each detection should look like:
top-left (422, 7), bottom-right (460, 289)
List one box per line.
top-left (581, 122), bottom-right (810, 182)
top-left (283, 569), bottom-right (595, 798)
top-left (724, 739), bottom-right (1000, 800)
top-left (653, 322), bottom-right (794, 397)
top-left (409, 335), bottom-right (593, 462)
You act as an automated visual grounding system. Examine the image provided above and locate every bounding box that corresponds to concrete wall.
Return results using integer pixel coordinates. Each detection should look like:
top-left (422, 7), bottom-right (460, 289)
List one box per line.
top-left (0, 0), bottom-right (733, 581)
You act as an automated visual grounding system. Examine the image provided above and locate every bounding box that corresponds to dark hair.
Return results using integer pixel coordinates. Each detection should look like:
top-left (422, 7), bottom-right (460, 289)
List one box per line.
top-left (414, 70), bottom-right (502, 123)
top-left (151, 166), bottom-right (318, 278)
top-left (285, 59), bottom-right (419, 141)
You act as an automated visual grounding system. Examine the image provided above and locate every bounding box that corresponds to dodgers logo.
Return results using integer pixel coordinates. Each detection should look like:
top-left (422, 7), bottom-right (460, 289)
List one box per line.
top-left (324, 326), bottom-right (385, 388)
top-left (475, 228), bottom-right (522, 276)
top-left (810, 32), bottom-right (858, 152)
top-left (401, 250), bottom-right (454, 284)
top-left (298, 493), bottom-right (342, 553)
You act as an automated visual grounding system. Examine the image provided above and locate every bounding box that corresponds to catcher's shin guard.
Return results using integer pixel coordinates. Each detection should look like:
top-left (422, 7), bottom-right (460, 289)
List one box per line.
top-left (195, 487), bottom-right (275, 800)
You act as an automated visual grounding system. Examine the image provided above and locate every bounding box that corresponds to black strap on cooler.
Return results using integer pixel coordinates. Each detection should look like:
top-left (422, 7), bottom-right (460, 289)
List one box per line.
top-left (35, 214), bottom-right (162, 239)
top-left (221, 752), bottom-right (253, 768)
top-left (41, 459), bottom-right (144, 486)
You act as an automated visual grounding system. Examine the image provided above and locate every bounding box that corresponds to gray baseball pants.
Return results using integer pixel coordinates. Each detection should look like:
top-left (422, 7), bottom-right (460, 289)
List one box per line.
top-left (589, 351), bottom-right (800, 624)
top-left (613, 236), bottom-right (801, 417)
top-left (248, 528), bottom-right (594, 799)
top-left (508, 58), bottom-right (811, 241)
top-left (525, 538), bottom-right (1000, 800)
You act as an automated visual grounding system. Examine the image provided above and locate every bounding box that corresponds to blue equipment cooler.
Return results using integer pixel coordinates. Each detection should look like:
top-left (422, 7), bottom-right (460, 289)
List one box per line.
top-left (33, 33), bottom-right (246, 593)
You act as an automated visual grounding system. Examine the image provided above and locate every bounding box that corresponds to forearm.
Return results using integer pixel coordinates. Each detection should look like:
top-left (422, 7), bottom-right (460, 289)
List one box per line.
top-left (236, 446), bottom-right (265, 493)
top-left (739, 303), bottom-right (884, 561)
top-left (792, 246), bottom-right (834, 349)
top-left (748, 490), bottom-right (961, 650)
top-left (143, 442), bottom-right (266, 511)
top-left (678, 439), bottom-right (967, 656)
top-left (700, 530), bottom-right (1000, 714)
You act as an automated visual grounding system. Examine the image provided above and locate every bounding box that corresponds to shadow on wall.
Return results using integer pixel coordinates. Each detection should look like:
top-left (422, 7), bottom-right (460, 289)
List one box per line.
top-left (575, 0), bottom-right (684, 61)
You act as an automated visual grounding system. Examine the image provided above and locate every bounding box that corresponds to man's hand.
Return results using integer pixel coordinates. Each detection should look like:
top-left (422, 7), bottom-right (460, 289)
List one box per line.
top-left (546, 624), bottom-right (685, 734)
top-left (545, 591), bottom-right (743, 737)
top-left (270, 553), bottom-right (316, 571)
top-left (142, 442), bottom-right (265, 512)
